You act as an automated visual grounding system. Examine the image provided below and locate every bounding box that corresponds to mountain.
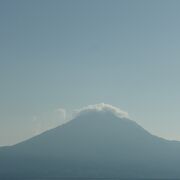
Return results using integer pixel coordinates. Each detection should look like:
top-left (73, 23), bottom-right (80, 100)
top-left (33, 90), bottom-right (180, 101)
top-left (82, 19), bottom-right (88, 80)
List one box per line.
top-left (1, 104), bottom-right (180, 179)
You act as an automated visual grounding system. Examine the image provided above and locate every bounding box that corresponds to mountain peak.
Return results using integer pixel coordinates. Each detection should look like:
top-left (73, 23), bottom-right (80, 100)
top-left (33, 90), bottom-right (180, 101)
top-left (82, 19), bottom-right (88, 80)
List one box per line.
top-left (1, 103), bottom-right (180, 178)
top-left (74, 103), bottom-right (129, 119)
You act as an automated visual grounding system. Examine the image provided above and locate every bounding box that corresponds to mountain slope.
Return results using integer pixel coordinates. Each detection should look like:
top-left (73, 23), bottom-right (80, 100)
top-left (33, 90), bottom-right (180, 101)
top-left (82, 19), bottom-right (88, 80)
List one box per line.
top-left (1, 105), bottom-right (180, 178)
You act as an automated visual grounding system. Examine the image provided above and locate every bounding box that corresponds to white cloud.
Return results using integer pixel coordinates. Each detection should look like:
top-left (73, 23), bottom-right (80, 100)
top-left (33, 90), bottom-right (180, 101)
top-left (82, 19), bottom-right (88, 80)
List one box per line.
top-left (32, 104), bottom-right (128, 136)
top-left (74, 103), bottom-right (129, 118)
top-left (55, 108), bottom-right (66, 120)
top-left (32, 108), bottom-right (67, 135)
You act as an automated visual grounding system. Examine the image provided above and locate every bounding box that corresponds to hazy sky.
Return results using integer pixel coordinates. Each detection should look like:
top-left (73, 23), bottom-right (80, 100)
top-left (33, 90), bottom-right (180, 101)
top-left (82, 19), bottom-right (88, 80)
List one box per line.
top-left (1, 0), bottom-right (180, 146)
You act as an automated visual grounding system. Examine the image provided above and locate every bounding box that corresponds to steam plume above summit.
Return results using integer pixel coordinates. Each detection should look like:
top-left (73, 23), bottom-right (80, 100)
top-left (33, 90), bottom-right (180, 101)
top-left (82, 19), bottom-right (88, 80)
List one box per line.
top-left (74, 103), bottom-right (129, 118)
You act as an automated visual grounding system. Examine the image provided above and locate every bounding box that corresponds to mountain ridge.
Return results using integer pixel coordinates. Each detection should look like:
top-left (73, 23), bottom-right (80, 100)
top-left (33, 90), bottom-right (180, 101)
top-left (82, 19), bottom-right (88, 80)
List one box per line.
top-left (1, 104), bottom-right (180, 178)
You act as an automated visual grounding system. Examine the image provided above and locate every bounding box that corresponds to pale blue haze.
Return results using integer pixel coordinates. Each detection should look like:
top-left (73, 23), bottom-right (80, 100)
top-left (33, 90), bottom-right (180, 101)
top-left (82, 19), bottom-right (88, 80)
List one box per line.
top-left (0, 0), bottom-right (180, 145)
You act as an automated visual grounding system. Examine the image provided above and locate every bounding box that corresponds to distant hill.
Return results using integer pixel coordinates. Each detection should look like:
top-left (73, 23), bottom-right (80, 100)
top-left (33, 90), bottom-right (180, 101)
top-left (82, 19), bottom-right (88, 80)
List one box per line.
top-left (1, 104), bottom-right (180, 179)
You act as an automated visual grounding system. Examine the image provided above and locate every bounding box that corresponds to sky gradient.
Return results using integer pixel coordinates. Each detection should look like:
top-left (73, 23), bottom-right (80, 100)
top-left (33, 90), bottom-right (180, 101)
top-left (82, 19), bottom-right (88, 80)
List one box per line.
top-left (1, 0), bottom-right (180, 146)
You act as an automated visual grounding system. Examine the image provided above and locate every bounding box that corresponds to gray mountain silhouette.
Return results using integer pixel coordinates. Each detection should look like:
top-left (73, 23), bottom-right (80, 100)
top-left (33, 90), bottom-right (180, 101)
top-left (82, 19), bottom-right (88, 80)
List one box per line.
top-left (1, 109), bottom-right (180, 179)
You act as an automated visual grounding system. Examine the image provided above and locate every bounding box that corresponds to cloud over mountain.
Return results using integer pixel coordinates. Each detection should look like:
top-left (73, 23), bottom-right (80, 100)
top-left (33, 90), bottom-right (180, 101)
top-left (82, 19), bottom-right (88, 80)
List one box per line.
top-left (33, 108), bottom-right (66, 135)
top-left (1, 103), bottom-right (180, 179)
top-left (74, 103), bottom-right (129, 118)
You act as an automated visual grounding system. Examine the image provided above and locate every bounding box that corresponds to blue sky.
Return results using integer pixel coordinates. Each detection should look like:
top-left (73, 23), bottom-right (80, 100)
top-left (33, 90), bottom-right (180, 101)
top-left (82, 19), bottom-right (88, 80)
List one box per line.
top-left (1, 0), bottom-right (180, 145)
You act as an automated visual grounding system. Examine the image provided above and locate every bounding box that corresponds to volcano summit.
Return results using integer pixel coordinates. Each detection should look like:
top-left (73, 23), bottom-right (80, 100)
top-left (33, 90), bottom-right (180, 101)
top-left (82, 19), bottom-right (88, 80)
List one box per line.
top-left (1, 104), bottom-right (180, 179)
